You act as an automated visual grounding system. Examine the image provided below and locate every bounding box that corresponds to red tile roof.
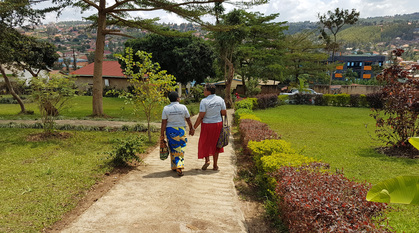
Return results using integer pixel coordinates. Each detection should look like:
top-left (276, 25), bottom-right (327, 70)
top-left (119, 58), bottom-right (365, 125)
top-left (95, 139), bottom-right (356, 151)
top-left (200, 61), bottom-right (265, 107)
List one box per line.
top-left (70, 61), bottom-right (125, 78)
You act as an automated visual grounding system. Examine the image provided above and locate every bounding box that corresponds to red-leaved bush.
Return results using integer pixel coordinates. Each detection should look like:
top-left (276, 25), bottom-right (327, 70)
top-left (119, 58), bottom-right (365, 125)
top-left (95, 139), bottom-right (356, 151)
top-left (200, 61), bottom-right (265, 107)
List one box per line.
top-left (371, 48), bottom-right (419, 148)
top-left (239, 119), bottom-right (279, 154)
top-left (272, 163), bottom-right (391, 233)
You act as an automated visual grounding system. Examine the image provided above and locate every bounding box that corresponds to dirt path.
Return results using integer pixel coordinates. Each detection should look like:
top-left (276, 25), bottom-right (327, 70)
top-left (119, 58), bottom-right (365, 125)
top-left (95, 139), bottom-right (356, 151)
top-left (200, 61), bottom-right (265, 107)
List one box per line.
top-left (51, 109), bottom-right (251, 232)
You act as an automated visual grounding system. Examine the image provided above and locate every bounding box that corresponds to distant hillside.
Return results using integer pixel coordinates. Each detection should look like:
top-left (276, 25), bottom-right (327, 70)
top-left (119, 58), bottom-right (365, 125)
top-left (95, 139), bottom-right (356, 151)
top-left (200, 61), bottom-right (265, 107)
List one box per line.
top-left (284, 12), bottom-right (419, 35)
top-left (361, 12), bottom-right (419, 24)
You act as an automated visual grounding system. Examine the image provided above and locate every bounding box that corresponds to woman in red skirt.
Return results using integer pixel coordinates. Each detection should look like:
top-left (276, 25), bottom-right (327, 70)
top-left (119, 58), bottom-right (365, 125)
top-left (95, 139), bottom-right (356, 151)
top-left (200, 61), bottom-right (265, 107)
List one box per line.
top-left (193, 84), bottom-right (227, 171)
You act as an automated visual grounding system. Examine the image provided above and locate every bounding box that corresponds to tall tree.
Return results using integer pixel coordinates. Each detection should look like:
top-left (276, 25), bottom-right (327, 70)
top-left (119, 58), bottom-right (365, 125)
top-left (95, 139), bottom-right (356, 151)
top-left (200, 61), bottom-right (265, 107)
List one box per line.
top-left (58, 0), bottom-right (266, 116)
top-left (318, 8), bottom-right (359, 85)
top-left (282, 31), bottom-right (331, 85)
top-left (236, 11), bottom-right (287, 96)
top-left (124, 33), bottom-right (215, 84)
top-left (0, 0), bottom-right (62, 114)
top-left (0, 24), bottom-right (58, 114)
top-left (211, 9), bottom-right (247, 108)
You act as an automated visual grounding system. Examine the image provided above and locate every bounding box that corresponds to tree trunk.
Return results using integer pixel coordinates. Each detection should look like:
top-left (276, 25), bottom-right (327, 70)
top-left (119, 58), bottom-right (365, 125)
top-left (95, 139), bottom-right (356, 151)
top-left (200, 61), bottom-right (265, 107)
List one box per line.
top-left (91, 1), bottom-right (106, 117)
top-left (242, 75), bottom-right (247, 97)
top-left (0, 65), bottom-right (26, 114)
top-left (224, 57), bottom-right (234, 109)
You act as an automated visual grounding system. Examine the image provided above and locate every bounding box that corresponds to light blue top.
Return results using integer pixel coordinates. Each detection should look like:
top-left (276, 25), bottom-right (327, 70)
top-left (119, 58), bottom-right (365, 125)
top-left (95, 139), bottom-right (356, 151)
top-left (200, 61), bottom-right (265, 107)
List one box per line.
top-left (199, 94), bottom-right (226, 123)
top-left (162, 102), bottom-right (190, 127)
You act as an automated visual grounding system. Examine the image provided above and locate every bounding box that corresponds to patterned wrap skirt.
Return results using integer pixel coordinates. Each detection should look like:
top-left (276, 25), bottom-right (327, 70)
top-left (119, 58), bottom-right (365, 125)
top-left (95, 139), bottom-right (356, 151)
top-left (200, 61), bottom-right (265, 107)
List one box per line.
top-left (166, 126), bottom-right (187, 170)
top-left (198, 122), bottom-right (224, 159)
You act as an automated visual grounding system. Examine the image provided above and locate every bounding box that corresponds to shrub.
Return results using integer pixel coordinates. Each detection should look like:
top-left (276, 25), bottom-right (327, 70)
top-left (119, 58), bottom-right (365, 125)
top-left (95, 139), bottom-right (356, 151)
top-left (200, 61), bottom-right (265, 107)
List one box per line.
top-left (260, 153), bottom-right (317, 173)
top-left (272, 163), bottom-right (389, 233)
top-left (0, 97), bottom-right (18, 104)
top-left (234, 98), bottom-right (253, 110)
top-left (238, 114), bottom-right (261, 124)
top-left (256, 94), bottom-right (279, 109)
top-left (247, 97), bottom-right (258, 109)
top-left (314, 94), bottom-right (327, 106)
top-left (105, 135), bottom-right (146, 167)
top-left (370, 49), bottom-right (419, 148)
top-left (322, 94), bottom-right (335, 106)
top-left (248, 139), bottom-right (298, 185)
top-left (239, 119), bottom-right (279, 153)
top-left (359, 94), bottom-right (368, 107)
top-left (248, 139), bottom-right (295, 158)
top-left (335, 94), bottom-right (350, 106)
top-left (277, 95), bottom-right (289, 105)
top-left (234, 108), bottom-right (254, 125)
top-left (349, 94), bottom-right (361, 107)
top-left (366, 92), bottom-right (384, 109)
top-left (292, 94), bottom-right (315, 105)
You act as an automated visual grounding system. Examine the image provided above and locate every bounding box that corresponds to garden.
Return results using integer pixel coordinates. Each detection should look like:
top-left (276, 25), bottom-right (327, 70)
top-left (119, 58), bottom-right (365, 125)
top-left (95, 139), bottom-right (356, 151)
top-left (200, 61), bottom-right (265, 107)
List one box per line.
top-left (234, 91), bottom-right (418, 232)
top-left (0, 94), bottom-right (164, 231)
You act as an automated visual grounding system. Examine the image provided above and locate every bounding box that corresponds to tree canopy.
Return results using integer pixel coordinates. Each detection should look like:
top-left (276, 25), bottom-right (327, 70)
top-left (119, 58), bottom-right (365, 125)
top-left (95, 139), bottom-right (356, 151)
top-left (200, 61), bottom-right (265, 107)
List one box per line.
top-left (235, 11), bottom-right (288, 96)
top-left (53, 0), bottom-right (267, 116)
top-left (124, 33), bottom-right (216, 84)
top-left (282, 31), bottom-right (331, 85)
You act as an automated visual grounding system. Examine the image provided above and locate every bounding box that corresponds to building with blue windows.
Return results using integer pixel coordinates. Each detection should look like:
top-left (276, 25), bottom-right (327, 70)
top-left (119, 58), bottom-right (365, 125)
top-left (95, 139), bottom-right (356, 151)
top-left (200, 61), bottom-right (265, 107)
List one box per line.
top-left (329, 55), bottom-right (386, 80)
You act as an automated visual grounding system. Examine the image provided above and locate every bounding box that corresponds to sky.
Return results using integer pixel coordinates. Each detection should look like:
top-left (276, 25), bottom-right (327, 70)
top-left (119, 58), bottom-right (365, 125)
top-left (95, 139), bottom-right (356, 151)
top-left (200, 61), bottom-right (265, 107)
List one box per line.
top-left (39, 0), bottom-right (419, 24)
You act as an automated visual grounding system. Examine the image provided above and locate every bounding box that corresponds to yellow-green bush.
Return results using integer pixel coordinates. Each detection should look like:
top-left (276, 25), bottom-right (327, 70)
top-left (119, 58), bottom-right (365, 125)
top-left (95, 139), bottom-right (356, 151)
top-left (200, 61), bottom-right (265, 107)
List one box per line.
top-left (248, 139), bottom-right (297, 173)
top-left (322, 94), bottom-right (334, 105)
top-left (359, 94), bottom-right (368, 107)
top-left (248, 98), bottom-right (258, 109)
top-left (248, 139), bottom-right (295, 157)
top-left (335, 94), bottom-right (350, 106)
top-left (234, 98), bottom-right (253, 110)
top-left (238, 114), bottom-right (261, 124)
top-left (278, 95), bottom-right (289, 105)
top-left (234, 108), bottom-right (254, 124)
top-left (260, 153), bottom-right (318, 173)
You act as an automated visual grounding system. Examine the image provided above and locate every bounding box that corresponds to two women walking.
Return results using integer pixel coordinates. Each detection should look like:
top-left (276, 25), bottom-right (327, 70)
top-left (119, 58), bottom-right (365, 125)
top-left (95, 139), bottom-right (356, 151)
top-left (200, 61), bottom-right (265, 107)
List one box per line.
top-left (160, 84), bottom-right (227, 176)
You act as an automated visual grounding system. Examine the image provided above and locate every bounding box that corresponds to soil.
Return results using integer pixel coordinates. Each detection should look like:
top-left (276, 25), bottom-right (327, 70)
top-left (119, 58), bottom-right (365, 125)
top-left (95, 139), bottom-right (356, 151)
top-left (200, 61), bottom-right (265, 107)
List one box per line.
top-left (376, 146), bottom-right (419, 159)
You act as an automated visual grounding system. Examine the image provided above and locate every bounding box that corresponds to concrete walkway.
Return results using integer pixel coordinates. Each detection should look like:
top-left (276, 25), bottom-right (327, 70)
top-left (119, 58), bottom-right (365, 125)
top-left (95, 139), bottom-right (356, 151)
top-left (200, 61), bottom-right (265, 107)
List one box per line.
top-left (60, 109), bottom-right (247, 232)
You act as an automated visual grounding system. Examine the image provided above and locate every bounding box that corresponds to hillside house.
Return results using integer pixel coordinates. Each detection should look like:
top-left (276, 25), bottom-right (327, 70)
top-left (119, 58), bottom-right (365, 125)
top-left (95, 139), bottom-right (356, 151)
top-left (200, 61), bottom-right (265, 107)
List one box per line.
top-left (70, 61), bottom-right (130, 91)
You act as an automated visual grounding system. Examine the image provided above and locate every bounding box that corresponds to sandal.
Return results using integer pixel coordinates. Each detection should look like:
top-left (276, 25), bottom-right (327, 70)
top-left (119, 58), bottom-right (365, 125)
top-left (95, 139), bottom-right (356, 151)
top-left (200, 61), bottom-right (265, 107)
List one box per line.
top-left (213, 166), bottom-right (219, 171)
top-left (176, 169), bottom-right (184, 176)
top-left (201, 162), bottom-right (210, 170)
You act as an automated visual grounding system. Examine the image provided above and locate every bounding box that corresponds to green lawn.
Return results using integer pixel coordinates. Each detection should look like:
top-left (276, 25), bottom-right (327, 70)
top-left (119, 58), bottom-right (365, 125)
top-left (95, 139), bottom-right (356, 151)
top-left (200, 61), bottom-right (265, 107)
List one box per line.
top-left (0, 95), bottom-right (197, 231)
top-left (0, 96), bottom-right (142, 121)
top-left (0, 128), bottom-right (156, 232)
top-left (253, 105), bottom-right (419, 232)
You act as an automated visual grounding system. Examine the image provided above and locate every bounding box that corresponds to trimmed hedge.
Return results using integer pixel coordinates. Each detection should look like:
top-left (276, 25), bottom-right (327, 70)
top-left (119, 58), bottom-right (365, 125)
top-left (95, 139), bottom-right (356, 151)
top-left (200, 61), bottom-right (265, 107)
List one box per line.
top-left (238, 112), bottom-right (391, 232)
top-left (273, 164), bottom-right (390, 232)
top-left (255, 94), bottom-right (279, 109)
top-left (294, 93), bottom-right (379, 108)
top-left (239, 119), bottom-right (279, 153)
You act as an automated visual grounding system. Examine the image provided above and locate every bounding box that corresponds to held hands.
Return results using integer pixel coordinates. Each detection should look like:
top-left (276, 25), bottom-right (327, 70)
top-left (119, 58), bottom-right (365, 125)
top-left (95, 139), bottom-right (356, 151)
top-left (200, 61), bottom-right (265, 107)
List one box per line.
top-left (189, 127), bottom-right (195, 136)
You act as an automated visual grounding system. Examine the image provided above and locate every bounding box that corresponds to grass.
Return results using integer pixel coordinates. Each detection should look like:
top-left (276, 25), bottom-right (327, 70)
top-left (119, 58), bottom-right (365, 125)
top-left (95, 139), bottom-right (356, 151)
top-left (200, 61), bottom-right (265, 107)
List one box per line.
top-left (0, 128), bottom-right (156, 232)
top-left (253, 105), bottom-right (419, 232)
top-left (0, 95), bottom-right (199, 121)
top-left (0, 96), bottom-right (142, 121)
top-left (0, 95), bottom-right (198, 231)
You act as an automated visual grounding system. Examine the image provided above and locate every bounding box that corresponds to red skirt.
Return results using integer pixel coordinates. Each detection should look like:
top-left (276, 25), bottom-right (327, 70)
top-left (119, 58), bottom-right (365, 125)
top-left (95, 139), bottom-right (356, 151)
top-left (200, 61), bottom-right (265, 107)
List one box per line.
top-left (198, 122), bottom-right (224, 159)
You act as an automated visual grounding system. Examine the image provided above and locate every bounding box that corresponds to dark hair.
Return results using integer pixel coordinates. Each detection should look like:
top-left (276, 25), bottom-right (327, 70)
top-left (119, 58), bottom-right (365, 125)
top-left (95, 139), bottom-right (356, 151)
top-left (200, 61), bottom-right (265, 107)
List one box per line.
top-left (205, 83), bottom-right (216, 94)
top-left (168, 91), bottom-right (179, 102)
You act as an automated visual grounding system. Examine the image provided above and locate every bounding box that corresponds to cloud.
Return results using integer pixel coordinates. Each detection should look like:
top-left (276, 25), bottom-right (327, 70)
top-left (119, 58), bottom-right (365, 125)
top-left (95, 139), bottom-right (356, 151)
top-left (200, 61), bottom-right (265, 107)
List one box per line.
top-left (39, 0), bottom-right (418, 24)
